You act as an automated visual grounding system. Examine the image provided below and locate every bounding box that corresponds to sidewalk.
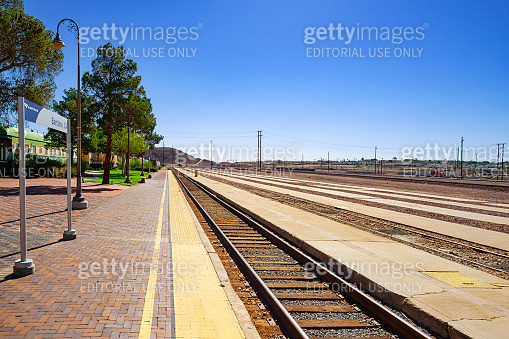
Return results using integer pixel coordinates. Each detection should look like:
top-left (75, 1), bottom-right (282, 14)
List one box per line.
top-left (0, 170), bottom-right (248, 338)
top-left (0, 177), bottom-right (127, 270)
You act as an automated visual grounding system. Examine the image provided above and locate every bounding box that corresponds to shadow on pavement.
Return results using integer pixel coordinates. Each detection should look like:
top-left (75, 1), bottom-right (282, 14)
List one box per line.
top-left (0, 239), bottom-right (64, 261)
top-left (0, 184), bottom-right (121, 196)
top-left (0, 209), bottom-right (67, 225)
top-left (0, 239), bottom-right (65, 283)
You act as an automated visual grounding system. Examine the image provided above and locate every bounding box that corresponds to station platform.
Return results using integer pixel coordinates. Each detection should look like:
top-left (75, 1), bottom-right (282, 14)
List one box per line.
top-left (183, 169), bottom-right (509, 339)
top-left (0, 170), bottom-right (253, 338)
top-left (199, 170), bottom-right (509, 251)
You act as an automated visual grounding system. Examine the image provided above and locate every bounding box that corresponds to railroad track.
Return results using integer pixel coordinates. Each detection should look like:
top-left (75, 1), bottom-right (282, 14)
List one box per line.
top-left (274, 168), bottom-right (509, 190)
top-left (199, 171), bottom-right (509, 280)
top-left (173, 169), bottom-right (433, 339)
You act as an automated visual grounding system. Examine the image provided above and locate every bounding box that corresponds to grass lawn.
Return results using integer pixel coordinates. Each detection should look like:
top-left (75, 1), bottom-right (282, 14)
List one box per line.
top-left (89, 169), bottom-right (147, 186)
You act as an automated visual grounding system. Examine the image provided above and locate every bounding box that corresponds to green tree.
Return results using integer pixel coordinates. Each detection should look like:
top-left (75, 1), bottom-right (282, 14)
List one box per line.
top-left (113, 127), bottom-right (134, 175)
top-left (120, 86), bottom-right (158, 176)
top-left (82, 43), bottom-right (141, 184)
top-left (112, 127), bottom-right (149, 175)
top-left (0, 2), bottom-right (63, 125)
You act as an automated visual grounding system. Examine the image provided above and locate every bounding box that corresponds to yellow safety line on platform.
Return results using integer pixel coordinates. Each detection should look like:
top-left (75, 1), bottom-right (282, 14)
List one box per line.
top-left (169, 172), bottom-right (245, 338)
top-left (138, 172), bottom-right (167, 339)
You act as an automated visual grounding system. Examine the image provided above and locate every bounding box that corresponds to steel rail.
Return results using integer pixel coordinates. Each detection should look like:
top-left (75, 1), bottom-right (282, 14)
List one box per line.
top-left (174, 171), bottom-right (309, 339)
top-left (206, 170), bottom-right (509, 273)
top-left (174, 169), bottom-right (432, 339)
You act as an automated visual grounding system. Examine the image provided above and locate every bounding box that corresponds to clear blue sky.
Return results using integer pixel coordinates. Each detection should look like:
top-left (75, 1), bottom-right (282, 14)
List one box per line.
top-left (25, 0), bottom-right (509, 162)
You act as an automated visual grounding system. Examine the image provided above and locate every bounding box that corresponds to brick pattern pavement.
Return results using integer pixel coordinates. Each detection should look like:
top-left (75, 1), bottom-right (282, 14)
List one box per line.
top-left (0, 178), bottom-right (127, 270)
top-left (0, 171), bottom-right (171, 338)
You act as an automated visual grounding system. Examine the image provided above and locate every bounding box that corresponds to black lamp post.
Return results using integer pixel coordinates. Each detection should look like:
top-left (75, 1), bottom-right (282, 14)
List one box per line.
top-left (52, 18), bottom-right (88, 209)
top-left (124, 124), bottom-right (132, 184)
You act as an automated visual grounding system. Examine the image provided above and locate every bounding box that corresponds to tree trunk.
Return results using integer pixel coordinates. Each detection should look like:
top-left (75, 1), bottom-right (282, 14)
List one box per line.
top-left (102, 128), bottom-right (113, 184)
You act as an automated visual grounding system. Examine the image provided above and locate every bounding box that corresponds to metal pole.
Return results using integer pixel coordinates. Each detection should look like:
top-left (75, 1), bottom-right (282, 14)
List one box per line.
top-left (502, 144), bottom-right (506, 181)
top-left (125, 125), bottom-right (131, 183)
top-left (456, 147), bottom-right (459, 176)
top-left (327, 152), bottom-right (330, 172)
top-left (257, 131), bottom-right (260, 171)
top-left (374, 146), bottom-right (377, 175)
top-left (474, 152), bottom-right (477, 177)
top-left (13, 97), bottom-right (35, 276)
top-left (460, 137), bottom-right (464, 178)
top-left (54, 18), bottom-right (87, 209)
top-left (141, 153), bottom-right (144, 177)
top-left (497, 144), bottom-right (500, 180)
top-left (67, 121), bottom-right (72, 231)
top-left (210, 140), bottom-right (212, 170)
top-left (72, 20), bottom-right (87, 209)
top-left (63, 119), bottom-right (76, 240)
top-left (19, 97), bottom-right (26, 262)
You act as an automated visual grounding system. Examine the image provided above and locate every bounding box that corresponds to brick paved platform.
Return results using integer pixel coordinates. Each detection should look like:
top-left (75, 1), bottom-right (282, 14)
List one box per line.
top-left (0, 177), bottom-right (127, 270)
top-left (0, 170), bottom-right (249, 338)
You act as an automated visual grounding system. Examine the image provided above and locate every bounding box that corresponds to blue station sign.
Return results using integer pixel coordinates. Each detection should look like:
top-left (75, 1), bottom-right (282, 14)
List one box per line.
top-left (23, 98), bottom-right (67, 133)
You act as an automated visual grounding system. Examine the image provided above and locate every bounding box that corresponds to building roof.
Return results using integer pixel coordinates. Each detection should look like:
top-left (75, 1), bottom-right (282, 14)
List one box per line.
top-left (0, 127), bottom-right (48, 146)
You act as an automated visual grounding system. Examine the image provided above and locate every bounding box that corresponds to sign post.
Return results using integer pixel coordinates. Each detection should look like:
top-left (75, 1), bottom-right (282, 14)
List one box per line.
top-left (13, 97), bottom-right (34, 277)
top-left (13, 98), bottom-right (75, 277)
top-left (63, 119), bottom-right (76, 240)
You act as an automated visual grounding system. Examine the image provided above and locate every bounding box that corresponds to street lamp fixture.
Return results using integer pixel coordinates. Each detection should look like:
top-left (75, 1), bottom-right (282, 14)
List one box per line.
top-left (51, 32), bottom-right (65, 50)
top-left (52, 18), bottom-right (88, 209)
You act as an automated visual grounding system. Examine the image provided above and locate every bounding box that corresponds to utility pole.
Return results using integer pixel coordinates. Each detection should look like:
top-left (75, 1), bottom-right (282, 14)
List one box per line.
top-left (374, 146), bottom-right (377, 175)
top-left (327, 152), bottom-right (330, 172)
top-left (257, 131), bottom-right (260, 171)
top-left (498, 143), bottom-right (506, 181)
top-left (257, 130), bottom-right (262, 171)
top-left (455, 147), bottom-right (459, 176)
top-left (502, 143), bottom-right (505, 181)
top-left (460, 137), bottom-right (464, 179)
top-left (301, 154), bottom-right (304, 169)
top-left (496, 144), bottom-right (501, 180)
top-left (162, 141), bottom-right (165, 167)
top-left (474, 152), bottom-right (478, 177)
top-left (210, 140), bottom-right (213, 170)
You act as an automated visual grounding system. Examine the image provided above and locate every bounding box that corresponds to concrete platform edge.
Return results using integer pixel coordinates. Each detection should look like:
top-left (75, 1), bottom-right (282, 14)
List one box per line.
top-left (178, 177), bottom-right (261, 339)
top-left (193, 177), bottom-right (475, 339)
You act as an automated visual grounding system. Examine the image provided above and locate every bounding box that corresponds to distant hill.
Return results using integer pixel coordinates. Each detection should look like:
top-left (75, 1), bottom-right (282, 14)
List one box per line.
top-left (144, 147), bottom-right (212, 166)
